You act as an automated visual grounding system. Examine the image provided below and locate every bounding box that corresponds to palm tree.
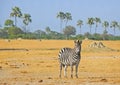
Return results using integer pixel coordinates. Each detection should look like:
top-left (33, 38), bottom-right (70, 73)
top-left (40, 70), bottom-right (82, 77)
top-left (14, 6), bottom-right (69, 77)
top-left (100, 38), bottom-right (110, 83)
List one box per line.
top-left (102, 21), bottom-right (109, 33)
top-left (22, 14), bottom-right (32, 34)
top-left (118, 23), bottom-right (120, 33)
top-left (94, 17), bottom-right (101, 33)
top-left (110, 21), bottom-right (118, 35)
top-left (65, 12), bottom-right (72, 27)
top-left (87, 18), bottom-right (94, 34)
top-left (77, 20), bottom-right (83, 34)
top-left (57, 12), bottom-right (65, 33)
top-left (102, 21), bottom-right (109, 40)
top-left (10, 6), bottom-right (22, 27)
top-left (45, 26), bottom-right (51, 34)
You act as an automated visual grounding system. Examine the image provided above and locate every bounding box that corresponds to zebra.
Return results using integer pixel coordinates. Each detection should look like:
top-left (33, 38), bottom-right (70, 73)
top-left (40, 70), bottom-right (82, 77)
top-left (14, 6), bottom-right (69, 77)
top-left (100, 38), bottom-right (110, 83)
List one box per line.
top-left (58, 40), bottom-right (82, 78)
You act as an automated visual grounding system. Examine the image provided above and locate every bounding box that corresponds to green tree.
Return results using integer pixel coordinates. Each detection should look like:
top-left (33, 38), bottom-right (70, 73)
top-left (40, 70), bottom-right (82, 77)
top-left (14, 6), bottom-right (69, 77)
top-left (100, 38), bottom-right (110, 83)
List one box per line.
top-left (102, 21), bottom-right (109, 40)
top-left (94, 17), bottom-right (101, 33)
top-left (87, 18), bottom-right (94, 34)
top-left (102, 21), bottom-right (109, 32)
top-left (57, 12), bottom-right (66, 33)
top-left (45, 26), bottom-right (51, 34)
top-left (10, 6), bottom-right (22, 27)
top-left (110, 21), bottom-right (118, 35)
top-left (65, 12), bottom-right (72, 26)
top-left (77, 20), bottom-right (83, 34)
top-left (22, 13), bottom-right (32, 34)
top-left (0, 29), bottom-right (8, 38)
top-left (4, 27), bottom-right (23, 38)
top-left (34, 30), bottom-right (46, 40)
top-left (63, 25), bottom-right (76, 39)
top-left (4, 19), bottom-right (14, 27)
top-left (118, 23), bottom-right (120, 32)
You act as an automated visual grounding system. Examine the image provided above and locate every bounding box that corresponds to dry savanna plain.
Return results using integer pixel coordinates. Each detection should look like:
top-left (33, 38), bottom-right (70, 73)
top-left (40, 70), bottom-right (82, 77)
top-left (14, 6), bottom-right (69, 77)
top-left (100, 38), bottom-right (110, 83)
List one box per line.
top-left (0, 39), bottom-right (120, 85)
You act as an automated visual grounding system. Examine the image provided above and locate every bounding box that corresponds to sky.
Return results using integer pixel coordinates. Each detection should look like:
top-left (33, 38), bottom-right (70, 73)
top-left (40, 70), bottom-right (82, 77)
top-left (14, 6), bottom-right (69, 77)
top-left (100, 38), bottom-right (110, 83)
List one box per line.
top-left (0, 0), bottom-right (120, 35)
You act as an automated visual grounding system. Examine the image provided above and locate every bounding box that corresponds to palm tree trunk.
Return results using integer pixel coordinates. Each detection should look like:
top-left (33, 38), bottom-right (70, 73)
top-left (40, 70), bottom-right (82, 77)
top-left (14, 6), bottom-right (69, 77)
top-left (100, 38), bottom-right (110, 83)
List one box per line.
top-left (25, 25), bottom-right (27, 38)
top-left (80, 26), bottom-right (81, 34)
top-left (89, 25), bottom-right (92, 34)
top-left (90, 27), bottom-right (91, 34)
top-left (95, 27), bottom-right (97, 33)
top-left (15, 16), bottom-right (17, 27)
top-left (95, 24), bottom-right (98, 34)
top-left (60, 19), bottom-right (63, 33)
top-left (65, 20), bottom-right (68, 27)
top-left (114, 27), bottom-right (116, 35)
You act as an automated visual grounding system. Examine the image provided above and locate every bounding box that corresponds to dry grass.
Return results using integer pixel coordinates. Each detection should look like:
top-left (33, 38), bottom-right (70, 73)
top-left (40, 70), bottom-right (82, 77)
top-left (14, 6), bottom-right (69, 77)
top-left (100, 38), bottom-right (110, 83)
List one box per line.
top-left (0, 39), bottom-right (120, 85)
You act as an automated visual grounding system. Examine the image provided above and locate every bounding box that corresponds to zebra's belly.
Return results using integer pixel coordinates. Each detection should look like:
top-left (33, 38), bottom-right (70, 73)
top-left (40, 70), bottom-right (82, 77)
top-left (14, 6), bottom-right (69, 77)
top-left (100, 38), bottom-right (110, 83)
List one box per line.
top-left (60, 58), bottom-right (80, 66)
top-left (60, 58), bottom-right (70, 66)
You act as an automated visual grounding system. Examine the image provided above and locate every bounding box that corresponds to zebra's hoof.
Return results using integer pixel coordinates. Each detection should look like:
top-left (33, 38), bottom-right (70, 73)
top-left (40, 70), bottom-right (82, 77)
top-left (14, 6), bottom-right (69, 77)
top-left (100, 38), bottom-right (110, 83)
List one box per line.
top-left (71, 75), bottom-right (73, 78)
top-left (76, 75), bottom-right (78, 78)
top-left (59, 75), bottom-right (61, 78)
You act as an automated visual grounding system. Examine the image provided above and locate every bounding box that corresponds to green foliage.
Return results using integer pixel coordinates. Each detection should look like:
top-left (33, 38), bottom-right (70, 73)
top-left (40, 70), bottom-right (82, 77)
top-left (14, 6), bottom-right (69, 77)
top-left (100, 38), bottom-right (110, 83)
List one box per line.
top-left (75, 34), bottom-right (85, 40)
top-left (45, 26), bottom-right (51, 34)
top-left (0, 29), bottom-right (8, 38)
top-left (77, 20), bottom-right (83, 34)
top-left (110, 21), bottom-right (118, 35)
top-left (94, 17), bottom-right (101, 33)
top-left (63, 25), bottom-right (76, 39)
top-left (57, 11), bottom-right (72, 33)
top-left (65, 12), bottom-right (72, 26)
top-left (102, 21), bottom-right (109, 31)
top-left (22, 13), bottom-right (32, 26)
top-left (3, 27), bottom-right (24, 39)
top-left (1, 8), bottom-right (120, 40)
top-left (34, 30), bottom-right (46, 39)
top-left (57, 12), bottom-right (66, 32)
top-left (87, 17), bottom-right (94, 33)
top-left (0, 26), bottom-right (120, 40)
top-left (10, 6), bottom-right (22, 26)
top-left (4, 19), bottom-right (14, 27)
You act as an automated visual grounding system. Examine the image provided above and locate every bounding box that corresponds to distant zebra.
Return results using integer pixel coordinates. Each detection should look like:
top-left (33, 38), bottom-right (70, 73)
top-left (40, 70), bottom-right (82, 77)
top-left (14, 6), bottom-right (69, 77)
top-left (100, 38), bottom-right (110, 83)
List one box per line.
top-left (58, 40), bottom-right (82, 78)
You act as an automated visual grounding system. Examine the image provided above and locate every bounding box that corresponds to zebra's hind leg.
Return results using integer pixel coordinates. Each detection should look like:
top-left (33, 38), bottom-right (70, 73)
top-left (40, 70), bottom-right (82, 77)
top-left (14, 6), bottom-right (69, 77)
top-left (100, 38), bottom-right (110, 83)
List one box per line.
top-left (64, 65), bottom-right (68, 78)
top-left (71, 65), bottom-right (73, 78)
top-left (75, 64), bottom-right (78, 78)
top-left (59, 63), bottom-right (62, 78)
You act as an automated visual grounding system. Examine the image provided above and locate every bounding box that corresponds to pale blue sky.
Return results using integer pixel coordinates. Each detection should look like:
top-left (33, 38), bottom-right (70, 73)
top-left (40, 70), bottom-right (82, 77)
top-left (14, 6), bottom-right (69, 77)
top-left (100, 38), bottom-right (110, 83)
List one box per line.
top-left (0, 0), bottom-right (120, 35)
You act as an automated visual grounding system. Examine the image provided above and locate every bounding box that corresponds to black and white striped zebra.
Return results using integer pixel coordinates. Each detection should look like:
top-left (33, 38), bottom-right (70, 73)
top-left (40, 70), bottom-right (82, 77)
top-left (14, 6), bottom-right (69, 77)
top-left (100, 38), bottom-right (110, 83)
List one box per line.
top-left (58, 40), bottom-right (82, 78)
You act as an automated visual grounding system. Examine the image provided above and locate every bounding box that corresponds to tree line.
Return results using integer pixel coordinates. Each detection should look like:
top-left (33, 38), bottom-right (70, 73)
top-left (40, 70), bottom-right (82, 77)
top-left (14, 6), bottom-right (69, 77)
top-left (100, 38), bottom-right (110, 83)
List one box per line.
top-left (0, 7), bottom-right (120, 40)
top-left (57, 12), bottom-right (120, 35)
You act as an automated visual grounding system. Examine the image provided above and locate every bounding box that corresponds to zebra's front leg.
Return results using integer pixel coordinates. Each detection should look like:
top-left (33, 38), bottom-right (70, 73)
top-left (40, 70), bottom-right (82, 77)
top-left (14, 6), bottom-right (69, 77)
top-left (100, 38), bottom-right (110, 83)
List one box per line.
top-left (64, 65), bottom-right (68, 78)
top-left (75, 64), bottom-right (78, 78)
top-left (59, 63), bottom-right (62, 78)
top-left (71, 65), bottom-right (73, 78)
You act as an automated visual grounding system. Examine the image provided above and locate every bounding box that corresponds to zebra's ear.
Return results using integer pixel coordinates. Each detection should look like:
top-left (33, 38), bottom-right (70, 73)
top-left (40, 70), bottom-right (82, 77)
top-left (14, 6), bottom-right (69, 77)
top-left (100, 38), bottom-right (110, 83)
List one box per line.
top-left (74, 40), bottom-right (78, 43)
top-left (74, 40), bottom-right (82, 43)
top-left (77, 40), bottom-right (80, 42)
top-left (79, 40), bottom-right (82, 44)
top-left (74, 40), bottom-right (80, 43)
top-left (74, 40), bottom-right (76, 43)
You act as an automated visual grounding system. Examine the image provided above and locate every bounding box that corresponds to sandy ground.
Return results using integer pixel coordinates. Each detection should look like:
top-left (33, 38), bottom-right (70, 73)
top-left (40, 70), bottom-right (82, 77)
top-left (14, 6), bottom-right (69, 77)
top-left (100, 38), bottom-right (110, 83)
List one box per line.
top-left (0, 39), bottom-right (120, 85)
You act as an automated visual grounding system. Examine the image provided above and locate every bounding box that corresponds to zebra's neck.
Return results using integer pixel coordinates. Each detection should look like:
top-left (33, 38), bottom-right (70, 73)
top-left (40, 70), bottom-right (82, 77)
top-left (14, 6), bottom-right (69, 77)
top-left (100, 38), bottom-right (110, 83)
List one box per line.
top-left (74, 47), bottom-right (80, 53)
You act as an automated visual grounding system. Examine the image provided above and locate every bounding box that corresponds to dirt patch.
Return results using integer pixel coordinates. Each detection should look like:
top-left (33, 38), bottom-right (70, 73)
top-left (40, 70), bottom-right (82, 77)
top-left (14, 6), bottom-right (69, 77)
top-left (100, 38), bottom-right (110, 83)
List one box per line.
top-left (0, 48), bottom-right (28, 51)
top-left (100, 78), bottom-right (108, 82)
top-left (89, 41), bottom-right (106, 48)
top-left (38, 79), bottom-right (43, 83)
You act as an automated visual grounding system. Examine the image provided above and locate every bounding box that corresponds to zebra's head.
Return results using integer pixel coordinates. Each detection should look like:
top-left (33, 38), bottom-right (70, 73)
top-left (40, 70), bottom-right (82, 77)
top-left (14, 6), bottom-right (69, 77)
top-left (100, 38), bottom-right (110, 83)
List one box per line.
top-left (74, 40), bottom-right (82, 53)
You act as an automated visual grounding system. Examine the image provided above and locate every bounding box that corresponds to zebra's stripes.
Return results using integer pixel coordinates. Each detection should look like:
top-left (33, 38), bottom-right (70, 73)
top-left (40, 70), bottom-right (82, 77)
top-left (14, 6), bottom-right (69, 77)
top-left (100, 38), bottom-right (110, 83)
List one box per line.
top-left (58, 40), bottom-right (82, 78)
